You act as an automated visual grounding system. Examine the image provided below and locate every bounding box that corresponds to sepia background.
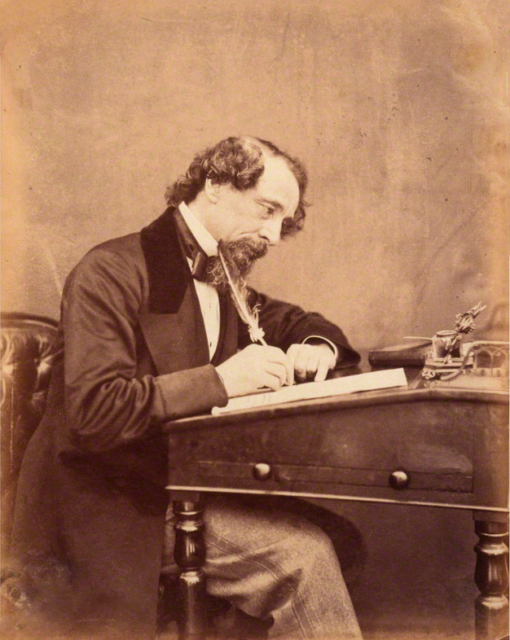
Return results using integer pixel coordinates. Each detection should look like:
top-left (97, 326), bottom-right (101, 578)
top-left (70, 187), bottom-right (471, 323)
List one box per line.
top-left (2, 0), bottom-right (509, 638)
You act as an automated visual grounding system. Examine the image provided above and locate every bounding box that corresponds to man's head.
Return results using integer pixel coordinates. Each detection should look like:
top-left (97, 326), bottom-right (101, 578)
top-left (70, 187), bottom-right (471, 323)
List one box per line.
top-left (166, 136), bottom-right (309, 286)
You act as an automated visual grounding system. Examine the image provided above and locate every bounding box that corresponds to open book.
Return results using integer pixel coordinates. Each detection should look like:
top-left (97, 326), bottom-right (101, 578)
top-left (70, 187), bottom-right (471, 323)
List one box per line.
top-left (212, 368), bottom-right (407, 416)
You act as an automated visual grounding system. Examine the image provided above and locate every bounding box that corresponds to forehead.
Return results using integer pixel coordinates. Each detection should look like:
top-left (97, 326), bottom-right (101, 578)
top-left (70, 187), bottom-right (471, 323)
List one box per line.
top-left (252, 155), bottom-right (300, 214)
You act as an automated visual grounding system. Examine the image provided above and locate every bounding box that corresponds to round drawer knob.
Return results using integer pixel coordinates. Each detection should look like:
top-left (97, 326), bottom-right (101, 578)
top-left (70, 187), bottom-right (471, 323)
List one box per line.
top-left (252, 462), bottom-right (272, 481)
top-left (389, 469), bottom-right (410, 490)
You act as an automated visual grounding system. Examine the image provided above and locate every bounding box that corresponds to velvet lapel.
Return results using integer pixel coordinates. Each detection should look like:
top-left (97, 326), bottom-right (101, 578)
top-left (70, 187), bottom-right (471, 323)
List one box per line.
top-left (139, 207), bottom-right (209, 374)
top-left (140, 206), bottom-right (188, 314)
top-left (211, 292), bottom-right (239, 366)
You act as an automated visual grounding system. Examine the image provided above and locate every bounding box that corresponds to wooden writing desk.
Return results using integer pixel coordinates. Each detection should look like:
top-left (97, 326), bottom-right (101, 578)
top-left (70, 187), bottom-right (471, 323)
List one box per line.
top-left (163, 374), bottom-right (509, 640)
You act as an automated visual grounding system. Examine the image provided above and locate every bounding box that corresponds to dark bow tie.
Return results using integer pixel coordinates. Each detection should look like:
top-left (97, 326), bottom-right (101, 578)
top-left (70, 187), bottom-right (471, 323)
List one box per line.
top-left (173, 208), bottom-right (210, 282)
top-left (189, 250), bottom-right (209, 282)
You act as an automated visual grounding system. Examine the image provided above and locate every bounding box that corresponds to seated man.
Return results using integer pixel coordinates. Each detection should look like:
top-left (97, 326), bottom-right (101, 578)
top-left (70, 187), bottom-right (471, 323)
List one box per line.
top-left (12, 136), bottom-right (362, 639)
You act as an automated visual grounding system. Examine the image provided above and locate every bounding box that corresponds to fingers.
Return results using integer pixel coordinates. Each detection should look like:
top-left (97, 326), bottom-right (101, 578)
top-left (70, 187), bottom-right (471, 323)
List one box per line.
top-left (258, 345), bottom-right (293, 385)
top-left (243, 344), bottom-right (293, 388)
top-left (297, 352), bottom-right (319, 382)
top-left (286, 344), bottom-right (298, 367)
top-left (216, 345), bottom-right (289, 397)
top-left (283, 356), bottom-right (294, 386)
top-left (263, 372), bottom-right (285, 391)
top-left (263, 362), bottom-right (290, 390)
top-left (216, 343), bottom-right (335, 398)
top-left (286, 345), bottom-right (299, 383)
top-left (287, 343), bottom-right (336, 382)
top-left (314, 356), bottom-right (331, 382)
top-left (288, 344), bottom-right (317, 381)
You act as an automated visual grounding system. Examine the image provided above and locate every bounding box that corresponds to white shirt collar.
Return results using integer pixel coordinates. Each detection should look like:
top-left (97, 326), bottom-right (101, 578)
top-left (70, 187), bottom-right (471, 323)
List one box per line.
top-left (178, 201), bottom-right (218, 257)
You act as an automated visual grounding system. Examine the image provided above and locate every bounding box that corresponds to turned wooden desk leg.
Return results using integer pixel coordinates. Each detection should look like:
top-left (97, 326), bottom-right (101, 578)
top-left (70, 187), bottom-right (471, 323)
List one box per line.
top-left (173, 496), bottom-right (208, 640)
top-left (473, 514), bottom-right (509, 640)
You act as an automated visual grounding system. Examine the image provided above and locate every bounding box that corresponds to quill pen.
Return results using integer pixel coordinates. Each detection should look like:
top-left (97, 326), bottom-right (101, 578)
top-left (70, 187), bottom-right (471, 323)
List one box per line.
top-left (218, 240), bottom-right (267, 346)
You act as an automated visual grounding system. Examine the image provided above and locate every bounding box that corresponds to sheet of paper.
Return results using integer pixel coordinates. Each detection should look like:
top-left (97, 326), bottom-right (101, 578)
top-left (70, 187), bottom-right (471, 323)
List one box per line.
top-left (212, 368), bottom-right (407, 415)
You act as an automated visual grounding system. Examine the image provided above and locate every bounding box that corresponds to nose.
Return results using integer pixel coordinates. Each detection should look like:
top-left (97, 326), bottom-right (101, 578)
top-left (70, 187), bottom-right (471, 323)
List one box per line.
top-left (259, 218), bottom-right (282, 246)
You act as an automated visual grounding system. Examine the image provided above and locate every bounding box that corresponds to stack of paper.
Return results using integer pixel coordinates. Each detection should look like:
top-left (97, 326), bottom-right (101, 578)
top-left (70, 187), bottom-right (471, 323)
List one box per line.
top-left (212, 368), bottom-right (407, 415)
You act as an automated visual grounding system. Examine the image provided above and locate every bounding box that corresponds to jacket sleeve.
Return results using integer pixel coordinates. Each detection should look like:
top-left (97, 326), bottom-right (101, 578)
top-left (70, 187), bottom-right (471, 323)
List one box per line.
top-left (238, 288), bottom-right (360, 368)
top-left (62, 247), bottom-right (227, 453)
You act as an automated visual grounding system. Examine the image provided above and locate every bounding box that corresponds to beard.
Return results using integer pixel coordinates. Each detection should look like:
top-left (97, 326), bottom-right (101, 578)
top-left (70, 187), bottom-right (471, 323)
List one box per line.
top-left (205, 238), bottom-right (268, 291)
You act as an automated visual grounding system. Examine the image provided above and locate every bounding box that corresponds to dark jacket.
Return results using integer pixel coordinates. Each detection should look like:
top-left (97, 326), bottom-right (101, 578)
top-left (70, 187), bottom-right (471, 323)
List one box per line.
top-left (11, 208), bottom-right (359, 639)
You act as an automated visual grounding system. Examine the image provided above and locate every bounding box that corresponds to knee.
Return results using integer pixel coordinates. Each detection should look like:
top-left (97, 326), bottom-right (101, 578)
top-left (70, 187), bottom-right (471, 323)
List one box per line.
top-left (260, 520), bottom-right (344, 619)
top-left (279, 517), bottom-right (340, 576)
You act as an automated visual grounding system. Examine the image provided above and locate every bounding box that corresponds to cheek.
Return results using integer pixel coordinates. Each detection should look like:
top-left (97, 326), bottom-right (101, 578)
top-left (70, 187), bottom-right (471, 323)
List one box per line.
top-left (229, 225), bottom-right (260, 240)
top-left (229, 213), bottom-right (263, 237)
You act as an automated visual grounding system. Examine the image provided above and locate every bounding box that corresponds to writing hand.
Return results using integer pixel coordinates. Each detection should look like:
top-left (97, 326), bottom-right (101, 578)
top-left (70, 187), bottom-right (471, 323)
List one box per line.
top-left (216, 344), bottom-right (293, 398)
top-left (286, 343), bottom-right (336, 383)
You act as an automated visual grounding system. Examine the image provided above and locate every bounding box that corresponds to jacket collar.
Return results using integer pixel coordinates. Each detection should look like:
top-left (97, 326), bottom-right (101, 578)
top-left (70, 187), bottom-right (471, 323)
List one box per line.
top-left (139, 206), bottom-right (239, 371)
top-left (140, 207), bottom-right (190, 313)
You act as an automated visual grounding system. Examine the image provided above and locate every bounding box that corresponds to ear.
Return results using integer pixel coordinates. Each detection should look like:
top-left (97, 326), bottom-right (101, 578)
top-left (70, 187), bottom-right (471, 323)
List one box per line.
top-left (204, 178), bottom-right (222, 204)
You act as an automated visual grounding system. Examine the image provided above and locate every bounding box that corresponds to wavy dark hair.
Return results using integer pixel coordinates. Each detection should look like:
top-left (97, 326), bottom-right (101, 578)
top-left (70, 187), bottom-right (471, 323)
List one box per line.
top-left (165, 136), bottom-right (308, 238)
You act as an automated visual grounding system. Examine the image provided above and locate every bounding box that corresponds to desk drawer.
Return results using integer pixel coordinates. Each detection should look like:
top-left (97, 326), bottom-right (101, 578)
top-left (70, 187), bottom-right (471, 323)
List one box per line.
top-left (167, 397), bottom-right (508, 507)
top-left (196, 460), bottom-right (473, 493)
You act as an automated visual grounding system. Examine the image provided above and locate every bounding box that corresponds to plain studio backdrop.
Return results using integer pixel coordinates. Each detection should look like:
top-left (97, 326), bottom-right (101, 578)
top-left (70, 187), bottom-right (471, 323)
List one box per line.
top-left (1, 1), bottom-right (509, 639)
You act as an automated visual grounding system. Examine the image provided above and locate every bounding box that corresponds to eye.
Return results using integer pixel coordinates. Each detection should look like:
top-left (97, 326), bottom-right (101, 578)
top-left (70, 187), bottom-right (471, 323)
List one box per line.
top-left (258, 203), bottom-right (275, 219)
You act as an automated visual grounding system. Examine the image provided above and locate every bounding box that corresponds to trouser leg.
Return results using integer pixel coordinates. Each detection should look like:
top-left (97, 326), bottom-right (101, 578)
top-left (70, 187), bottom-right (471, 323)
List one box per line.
top-left (163, 495), bottom-right (362, 640)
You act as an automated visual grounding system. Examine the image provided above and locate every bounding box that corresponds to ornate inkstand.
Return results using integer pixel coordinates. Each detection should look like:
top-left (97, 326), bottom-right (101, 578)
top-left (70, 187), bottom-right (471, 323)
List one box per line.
top-left (420, 303), bottom-right (509, 389)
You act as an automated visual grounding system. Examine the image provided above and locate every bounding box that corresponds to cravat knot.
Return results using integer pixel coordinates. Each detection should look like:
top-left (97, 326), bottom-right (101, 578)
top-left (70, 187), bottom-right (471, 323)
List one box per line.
top-left (173, 208), bottom-right (210, 282)
top-left (190, 249), bottom-right (209, 282)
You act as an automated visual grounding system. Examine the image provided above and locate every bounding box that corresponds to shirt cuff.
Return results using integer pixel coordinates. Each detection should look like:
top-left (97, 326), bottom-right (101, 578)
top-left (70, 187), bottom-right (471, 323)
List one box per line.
top-left (302, 335), bottom-right (339, 361)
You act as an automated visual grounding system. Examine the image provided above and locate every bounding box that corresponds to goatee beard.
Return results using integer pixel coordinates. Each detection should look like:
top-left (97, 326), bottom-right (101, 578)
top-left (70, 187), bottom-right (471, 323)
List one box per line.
top-left (205, 238), bottom-right (268, 291)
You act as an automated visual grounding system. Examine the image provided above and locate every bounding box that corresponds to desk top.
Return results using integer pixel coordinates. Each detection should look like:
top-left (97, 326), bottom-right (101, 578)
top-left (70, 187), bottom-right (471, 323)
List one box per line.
top-left (164, 360), bottom-right (508, 512)
top-left (162, 365), bottom-right (508, 435)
